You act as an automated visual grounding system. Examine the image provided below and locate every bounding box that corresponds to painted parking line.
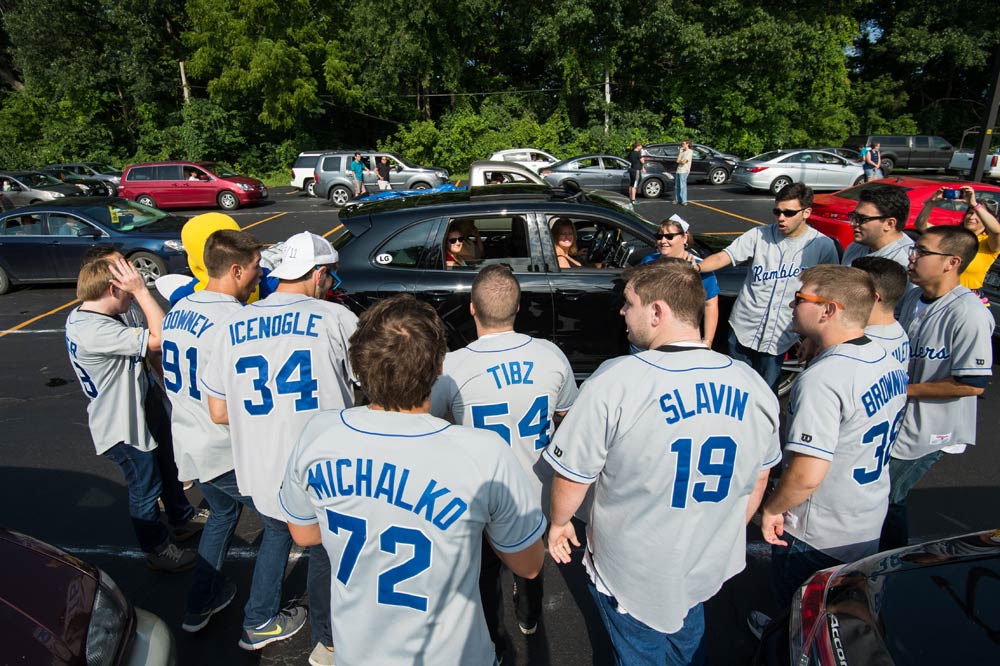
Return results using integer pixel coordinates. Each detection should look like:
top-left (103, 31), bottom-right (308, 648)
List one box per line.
top-left (323, 223), bottom-right (345, 238)
top-left (0, 298), bottom-right (80, 341)
top-left (692, 201), bottom-right (767, 226)
top-left (241, 211), bottom-right (288, 230)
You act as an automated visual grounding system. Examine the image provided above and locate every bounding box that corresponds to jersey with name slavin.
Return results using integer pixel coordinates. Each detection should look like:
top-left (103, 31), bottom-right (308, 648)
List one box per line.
top-left (280, 407), bottom-right (546, 666)
top-left (201, 291), bottom-right (358, 520)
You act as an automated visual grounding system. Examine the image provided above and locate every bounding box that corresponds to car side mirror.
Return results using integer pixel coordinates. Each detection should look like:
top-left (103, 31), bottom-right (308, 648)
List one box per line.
top-left (394, 165), bottom-right (402, 172)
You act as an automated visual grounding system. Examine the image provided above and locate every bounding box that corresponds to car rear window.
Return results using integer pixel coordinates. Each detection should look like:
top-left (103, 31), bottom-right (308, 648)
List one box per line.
top-left (294, 155), bottom-right (320, 169)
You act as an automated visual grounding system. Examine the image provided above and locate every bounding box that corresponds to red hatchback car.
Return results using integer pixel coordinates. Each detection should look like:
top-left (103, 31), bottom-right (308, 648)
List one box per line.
top-left (118, 161), bottom-right (268, 211)
top-left (808, 176), bottom-right (1000, 252)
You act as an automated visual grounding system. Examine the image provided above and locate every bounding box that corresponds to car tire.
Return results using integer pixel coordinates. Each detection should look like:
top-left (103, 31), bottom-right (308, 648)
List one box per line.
top-left (709, 167), bottom-right (729, 185)
top-left (0, 265), bottom-right (10, 295)
top-left (769, 176), bottom-right (793, 195)
top-left (411, 182), bottom-right (431, 190)
top-left (880, 157), bottom-right (894, 175)
top-left (305, 179), bottom-right (316, 197)
top-left (777, 365), bottom-right (801, 398)
top-left (217, 191), bottom-right (240, 211)
top-left (642, 178), bottom-right (663, 199)
top-left (136, 195), bottom-right (156, 208)
top-left (853, 175), bottom-right (866, 186)
top-left (128, 252), bottom-right (166, 287)
top-left (328, 185), bottom-right (352, 207)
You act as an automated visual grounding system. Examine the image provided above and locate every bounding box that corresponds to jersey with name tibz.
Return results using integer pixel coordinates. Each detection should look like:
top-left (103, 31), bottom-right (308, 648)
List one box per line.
top-left (543, 346), bottom-right (781, 634)
top-left (784, 339), bottom-right (907, 561)
top-left (65, 308), bottom-right (154, 454)
top-left (280, 407), bottom-right (546, 666)
top-left (431, 331), bottom-right (578, 510)
top-left (161, 291), bottom-right (243, 483)
top-left (202, 292), bottom-right (357, 520)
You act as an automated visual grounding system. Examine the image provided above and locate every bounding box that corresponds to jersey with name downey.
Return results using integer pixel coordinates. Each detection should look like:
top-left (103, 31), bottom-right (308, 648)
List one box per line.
top-left (543, 347), bottom-right (781, 633)
top-left (279, 407), bottom-right (546, 666)
top-left (65, 308), bottom-right (154, 454)
top-left (725, 224), bottom-right (838, 355)
top-left (784, 338), bottom-right (907, 561)
top-left (865, 321), bottom-right (910, 374)
top-left (841, 234), bottom-right (914, 269)
top-left (161, 291), bottom-right (243, 482)
top-left (430, 331), bottom-right (578, 510)
top-left (893, 285), bottom-right (994, 460)
top-left (202, 291), bottom-right (358, 520)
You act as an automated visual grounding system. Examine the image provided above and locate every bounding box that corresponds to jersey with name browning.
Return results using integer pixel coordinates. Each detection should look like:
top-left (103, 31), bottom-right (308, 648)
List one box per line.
top-left (161, 291), bottom-right (244, 483)
top-left (783, 338), bottom-right (908, 562)
top-left (279, 407), bottom-right (546, 666)
top-left (202, 291), bottom-right (358, 520)
top-left (865, 321), bottom-right (910, 374)
top-left (542, 347), bottom-right (781, 634)
top-left (65, 308), bottom-right (154, 455)
top-left (893, 285), bottom-right (994, 460)
top-left (430, 331), bottom-right (578, 510)
top-left (841, 234), bottom-right (914, 270)
top-left (724, 225), bottom-right (838, 355)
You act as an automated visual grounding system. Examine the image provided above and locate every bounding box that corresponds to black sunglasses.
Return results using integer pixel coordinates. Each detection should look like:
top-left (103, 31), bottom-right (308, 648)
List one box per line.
top-left (447, 236), bottom-right (464, 244)
top-left (772, 207), bottom-right (807, 217)
top-left (848, 212), bottom-right (889, 226)
top-left (655, 232), bottom-right (684, 240)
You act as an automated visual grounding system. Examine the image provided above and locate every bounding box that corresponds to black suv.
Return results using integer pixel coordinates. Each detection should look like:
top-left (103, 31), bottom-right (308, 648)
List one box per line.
top-left (329, 185), bottom-right (741, 375)
top-left (643, 143), bottom-right (739, 185)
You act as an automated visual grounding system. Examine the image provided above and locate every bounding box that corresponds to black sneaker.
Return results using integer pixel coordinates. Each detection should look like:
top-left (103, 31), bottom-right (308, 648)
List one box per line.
top-left (181, 578), bottom-right (237, 632)
top-left (146, 543), bottom-right (196, 572)
top-left (172, 507), bottom-right (210, 542)
top-left (238, 606), bottom-right (308, 650)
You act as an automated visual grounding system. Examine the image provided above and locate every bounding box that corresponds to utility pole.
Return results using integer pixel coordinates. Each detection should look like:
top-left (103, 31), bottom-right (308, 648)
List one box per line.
top-left (971, 44), bottom-right (1000, 182)
top-left (179, 61), bottom-right (190, 104)
top-left (604, 70), bottom-right (611, 135)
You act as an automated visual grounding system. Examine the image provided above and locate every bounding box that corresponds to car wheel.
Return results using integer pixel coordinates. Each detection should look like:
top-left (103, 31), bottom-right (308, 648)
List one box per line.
top-left (328, 185), bottom-right (352, 207)
top-left (217, 191), bottom-right (240, 210)
top-left (136, 195), bottom-right (156, 208)
top-left (769, 176), bottom-right (793, 195)
top-left (642, 178), bottom-right (663, 199)
top-left (411, 182), bottom-right (431, 190)
top-left (777, 364), bottom-right (801, 398)
top-left (305, 179), bottom-right (316, 197)
top-left (853, 175), bottom-right (866, 186)
top-left (128, 252), bottom-right (166, 287)
top-left (0, 265), bottom-right (10, 295)
top-left (880, 158), bottom-right (894, 175)
top-left (709, 167), bottom-right (729, 185)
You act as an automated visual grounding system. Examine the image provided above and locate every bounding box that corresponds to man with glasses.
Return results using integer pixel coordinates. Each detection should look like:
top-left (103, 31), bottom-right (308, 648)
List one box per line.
top-left (748, 266), bottom-right (906, 637)
top-left (203, 231), bottom-right (357, 664)
top-left (880, 226), bottom-right (994, 551)
top-left (841, 186), bottom-right (914, 269)
top-left (697, 183), bottom-right (838, 391)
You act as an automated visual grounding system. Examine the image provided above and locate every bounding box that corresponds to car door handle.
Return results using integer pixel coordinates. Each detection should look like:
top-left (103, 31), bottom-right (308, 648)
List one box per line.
top-left (556, 289), bottom-right (585, 301)
top-left (426, 290), bottom-right (451, 302)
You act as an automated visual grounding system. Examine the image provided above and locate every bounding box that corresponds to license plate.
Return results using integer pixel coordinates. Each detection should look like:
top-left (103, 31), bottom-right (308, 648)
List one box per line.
top-left (985, 270), bottom-right (1000, 290)
top-left (261, 187), bottom-right (268, 198)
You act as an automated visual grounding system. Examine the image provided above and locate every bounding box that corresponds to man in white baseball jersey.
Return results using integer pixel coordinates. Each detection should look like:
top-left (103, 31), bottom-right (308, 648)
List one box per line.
top-left (758, 266), bottom-right (907, 615)
top-left (65, 255), bottom-right (196, 572)
top-left (546, 259), bottom-right (781, 665)
top-left (279, 294), bottom-right (546, 666)
top-left (840, 186), bottom-right (914, 269)
top-left (852, 256), bottom-right (910, 373)
top-left (697, 183), bottom-right (838, 392)
top-left (430, 264), bottom-right (578, 657)
top-left (163, 229), bottom-right (309, 646)
top-left (881, 226), bottom-right (994, 550)
top-left (203, 231), bottom-right (357, 660)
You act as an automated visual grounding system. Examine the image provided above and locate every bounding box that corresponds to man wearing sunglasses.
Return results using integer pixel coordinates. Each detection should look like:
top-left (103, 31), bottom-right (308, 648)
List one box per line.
top-left (880, 226), bottom-right (994, 551)
top-left (696, 183), bottom-right (838, 392)
top-left (203, 231), bottom-right (358, 663)
top-left (840, 186), bottom-right (914, 270)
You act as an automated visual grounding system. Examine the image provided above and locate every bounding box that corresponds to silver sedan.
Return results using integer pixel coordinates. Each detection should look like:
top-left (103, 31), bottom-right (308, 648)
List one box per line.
top-left (731, 149), bottom-right (866, 195)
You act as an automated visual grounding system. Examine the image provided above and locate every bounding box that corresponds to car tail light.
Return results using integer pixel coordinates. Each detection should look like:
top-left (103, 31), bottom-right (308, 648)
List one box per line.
top-left (828, 211), bottom-right (851, 221)
top-left (991, 155), bottom-right (998, 168)
top-left (789, 565), bottom-right (843, 666)
top-left (746, 166), bottom-right (770, 173)
top-left (314, 171), bottom-right (319, 183)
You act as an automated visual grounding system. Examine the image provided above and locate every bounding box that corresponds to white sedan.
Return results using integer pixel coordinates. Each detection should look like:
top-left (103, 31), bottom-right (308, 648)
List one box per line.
top-left (731, 149), bottom-right (866, 195)
top-left (488, 148), bottom-right (560, 173)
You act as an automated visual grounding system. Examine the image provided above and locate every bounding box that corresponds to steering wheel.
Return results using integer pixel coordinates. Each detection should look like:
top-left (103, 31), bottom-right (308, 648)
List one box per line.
top-left (587, 229), bottom-right (612, 264)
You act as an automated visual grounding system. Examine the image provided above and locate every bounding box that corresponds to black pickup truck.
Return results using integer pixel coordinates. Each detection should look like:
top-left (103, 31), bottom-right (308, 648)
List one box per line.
top-left (843, 134), bottom-right (955, 175)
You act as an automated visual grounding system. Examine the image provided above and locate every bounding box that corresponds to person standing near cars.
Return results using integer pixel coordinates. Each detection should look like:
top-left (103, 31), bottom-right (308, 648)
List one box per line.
top-left (627, 141), bottom-right (646, 205)
top-left (349, 152), bottom-right (368, 197)
top-left (375, 155), bottom-right (392, 191)
top-left (675, 139), bottom-right (694, 205)
top-left (863, 142), bottom-right (882, 181)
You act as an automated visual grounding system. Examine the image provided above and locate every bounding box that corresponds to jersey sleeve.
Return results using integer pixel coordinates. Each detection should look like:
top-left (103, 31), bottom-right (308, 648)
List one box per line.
top-left (723, 227), bottom-right (760, 265)
top-left (484, 439), bottom-right (547, 554)
top-left (950, 305), bottom-right (994, 379)
top-left (754, 377), bottom-right (783, 469)
top-left (817, 236), bottom-right (840, 265)
top-left (543, 367), bottom-right (619, 483)
top-left (783, 371), bottom-right (844, 461)
top-left (333, 307), bottom-right (360, 384)
top-left (553, 351), bottom-right (579, 412)
top-left (278, 416), bottom-right (329, 525)
top-left (84, 318), bottom-right (150, 359)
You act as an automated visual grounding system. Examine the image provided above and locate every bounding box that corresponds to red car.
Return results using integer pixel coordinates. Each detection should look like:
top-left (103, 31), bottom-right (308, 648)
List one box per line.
top-left (118, 161), bottom-right (267, 211)
top-left (808, 176), bottom-right (1000, 252)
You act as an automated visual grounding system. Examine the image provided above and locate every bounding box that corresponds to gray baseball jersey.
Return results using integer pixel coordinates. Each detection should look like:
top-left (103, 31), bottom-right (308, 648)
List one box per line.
top-left (893, 286), bottom-right (994, 460)
top-left (202, 292), bottom-right (358, 520)
top-left (543, 346), bottom-right (781, 633)
top-left (783, 338), bottom-right (908, 561)
top-left (65, 308), bottom-right (155, 454)
top-left (865, 321), bottom-right (910, 374)
top-left (279, 407), bottom-right (546, 666)
top-left (725, 225), bottom-right (838, 355)
top-left (430, 331), bottom-right (578, 511)
top-left (161, 291), bottom-right (243, 483)
top-left (841, 234), bottom-right (914, 269)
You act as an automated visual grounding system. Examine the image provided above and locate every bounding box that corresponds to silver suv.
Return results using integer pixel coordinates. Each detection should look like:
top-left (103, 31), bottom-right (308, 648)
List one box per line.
top-left (290, 150), bottom-right (338, 196)
top-left (314, 151), bottom-right (449, 206)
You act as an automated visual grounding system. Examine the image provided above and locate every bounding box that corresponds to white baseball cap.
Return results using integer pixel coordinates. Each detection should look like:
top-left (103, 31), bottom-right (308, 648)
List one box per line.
top-left (269, 231), bottom-right (339, 280)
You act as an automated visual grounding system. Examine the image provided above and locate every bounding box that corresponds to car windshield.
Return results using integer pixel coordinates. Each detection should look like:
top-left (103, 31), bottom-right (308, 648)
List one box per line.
top-left (748, 150), bottom-right (786, 162)
top-left (80, 200), bottom-right (175, 231)
top-left (22, 172), bottom-right (63, 187)
top-left (88, 163), bottom-right (122, 175)
top-left (390, 154), bottom-right (420, 169)
top-left (201, 163), bottom-right (239, 178)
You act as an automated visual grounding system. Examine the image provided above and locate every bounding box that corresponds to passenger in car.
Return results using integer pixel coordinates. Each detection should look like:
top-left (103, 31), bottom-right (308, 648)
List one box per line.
top-left (444, 227), bottom-right (467, 268)
top-left (551, 218), bottom-right (583, 268)
top-left (453, 219), bottom-right (485, 264)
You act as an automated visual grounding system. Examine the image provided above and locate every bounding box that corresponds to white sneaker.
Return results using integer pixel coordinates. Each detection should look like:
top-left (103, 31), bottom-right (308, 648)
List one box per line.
top-left (747, 610), bottom-right (772, 640)
top-left (309, 642), bottom-right (335, 666)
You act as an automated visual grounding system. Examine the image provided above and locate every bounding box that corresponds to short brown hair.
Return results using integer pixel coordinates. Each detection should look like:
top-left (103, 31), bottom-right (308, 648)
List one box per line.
top-left (76, 259), bottom-right (114, 301)
top-left (471, 265), bottom-right (520, 328)
top-left (204, 230), bottom-right (263, 278)
top-left (851, 256), bottom-right (907, 309)
top-left (923, 226), bottom-right (979, 271)
top-left (799, 265), bottom-right (875, 328)
top-left (81, 244), bottom-right (121, 268)
top-left (349, 294), bottom-right (448, 410)
top-left (622, 259), bottom-right (704, 328)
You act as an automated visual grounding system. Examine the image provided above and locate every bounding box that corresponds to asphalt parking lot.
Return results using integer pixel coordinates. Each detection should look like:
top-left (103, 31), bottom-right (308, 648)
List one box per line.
top-left (0, 181), bottom-right (996, 665)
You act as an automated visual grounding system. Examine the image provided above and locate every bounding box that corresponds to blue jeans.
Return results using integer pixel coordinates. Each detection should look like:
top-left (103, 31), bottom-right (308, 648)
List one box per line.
top-left (675, 172), bottom-right (689, 203)
top-left (880, 452), bottom-right (944, 551)
top-left (726, 329), bottom-right (784, 393)
top-left (589, 582), bottom-right (706, 666)
top-left (308, 544), bottom-right (332, 647)
top-left (144, 384), bottom-right (193, 525)
top-left (770, 534), bottom-right (842, 607)
top-left (188, 470), bottom-right (294, 629)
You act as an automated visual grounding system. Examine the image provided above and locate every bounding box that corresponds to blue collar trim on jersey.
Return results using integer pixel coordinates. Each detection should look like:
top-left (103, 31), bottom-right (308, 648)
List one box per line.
top-left (468, 331), bottom-right (532, 353)
top-left (634, 347), bottom-right (732, 373)
top-left (339, 409), bottom-right (451, 438)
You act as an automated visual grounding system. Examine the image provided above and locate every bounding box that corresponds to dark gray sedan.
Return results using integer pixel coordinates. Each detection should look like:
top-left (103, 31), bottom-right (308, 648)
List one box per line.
top-left (0, 170), bottom-right (84, 207)
top-left (540, 154), bottom-right (671, 199)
